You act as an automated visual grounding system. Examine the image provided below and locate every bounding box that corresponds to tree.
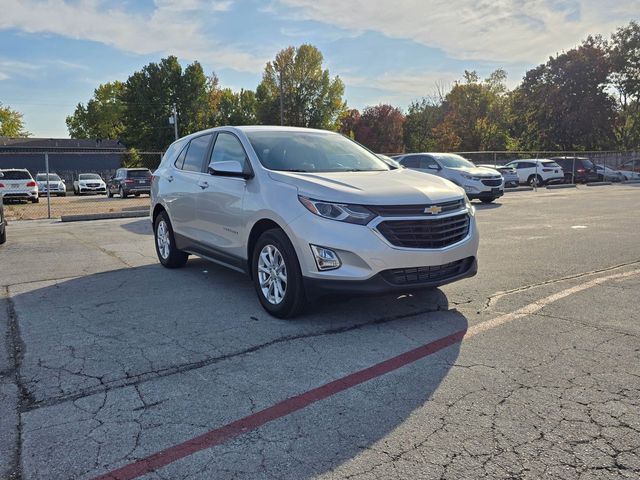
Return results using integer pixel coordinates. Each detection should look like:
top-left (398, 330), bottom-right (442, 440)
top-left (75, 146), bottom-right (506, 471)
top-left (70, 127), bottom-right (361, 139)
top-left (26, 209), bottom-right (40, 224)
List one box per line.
top-left (0, 103), bottom-right (30, 137)
top-left (215, 88), bottom-right (257, 126)
top-left (119, 56), bottom-right (212, 151)
top-left (65, 81), bottom-right (125, 139)
top-left (337, 109), bottom-right (360, 138)
top-left (256, 44), bottom-right (345, 129)
top-left (403, 98), bottom-right (444, 152)
top-left (610, 21), bottom-right (640, 149)
top-left (353, 104), bottom-right (405, 153)
top-left (511, 39), bottom-right (615, 150)
top-left (434, 70), bottom-right (512, 151)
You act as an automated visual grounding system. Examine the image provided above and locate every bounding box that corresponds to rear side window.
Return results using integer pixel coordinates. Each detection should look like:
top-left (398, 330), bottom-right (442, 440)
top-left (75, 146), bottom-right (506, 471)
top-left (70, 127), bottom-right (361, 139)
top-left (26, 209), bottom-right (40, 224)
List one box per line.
top-left (162, 140), bottom-right (186, 167)
top-left (519, 162), bottom-right (536, 168)
top-left (209, 133), bottom-right (249, 171)
top-left (541, 162), bottom-right (561, 169)
top-left (2, 170), bottom-right (32, 180)
top-left (181, 134), bottom-right (213, 173)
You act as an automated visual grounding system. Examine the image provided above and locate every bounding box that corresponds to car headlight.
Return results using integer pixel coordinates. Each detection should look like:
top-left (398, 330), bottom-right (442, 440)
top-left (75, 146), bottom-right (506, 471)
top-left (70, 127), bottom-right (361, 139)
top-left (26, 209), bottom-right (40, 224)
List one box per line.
top-left (298, 196), bottom-right (376, 225)
top-left (464, 194), bottom-right (475, 216)
top-left (460, 173), bottom-right (483, 181)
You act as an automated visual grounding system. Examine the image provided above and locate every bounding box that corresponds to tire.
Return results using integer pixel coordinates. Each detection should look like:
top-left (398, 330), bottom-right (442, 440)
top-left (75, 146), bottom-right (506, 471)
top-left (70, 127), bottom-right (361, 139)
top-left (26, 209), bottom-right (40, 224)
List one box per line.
top-left (154, 211), bottom-right (188, 268)
top-left (119, 186), bottom-right (127, 198)
top-left (58, 193), bottom-right (66, 197)
top-left (564, 173), bottom-right (574, 184)
top-left (107, 188), bottom-right (112, 198)
top-left (0, 227), bottom-right (6, 245)
top-left (31, 197), bottom-right (39, 204)
top-left (480, 197), bottom-right (495, 204)
top-left (134, 193), bottom-right (140, 197)
top-left (252, 229), bottom-right (306, 319)
top-left (527, 174), bottom-right (543, 187)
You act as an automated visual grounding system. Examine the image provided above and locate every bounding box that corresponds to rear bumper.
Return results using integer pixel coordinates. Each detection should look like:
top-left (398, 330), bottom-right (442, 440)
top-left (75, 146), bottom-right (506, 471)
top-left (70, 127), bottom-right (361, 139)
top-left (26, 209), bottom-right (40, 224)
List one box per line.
top-left (303, 257), bottom-right (477, 299)
top-left (2, 191), bottom-right (38, 200)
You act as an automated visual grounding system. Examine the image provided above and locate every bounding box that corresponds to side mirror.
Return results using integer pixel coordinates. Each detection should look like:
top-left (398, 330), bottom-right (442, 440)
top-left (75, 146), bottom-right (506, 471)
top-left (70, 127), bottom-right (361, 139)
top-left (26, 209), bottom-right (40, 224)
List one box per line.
top-left (208, 160), bottom-right (252, 179)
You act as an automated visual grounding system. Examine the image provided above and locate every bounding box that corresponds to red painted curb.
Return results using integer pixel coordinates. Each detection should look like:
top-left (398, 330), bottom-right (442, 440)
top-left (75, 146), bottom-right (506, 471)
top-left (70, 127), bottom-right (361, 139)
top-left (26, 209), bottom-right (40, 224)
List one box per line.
top-left (93, 328), bottom-right (466, 480)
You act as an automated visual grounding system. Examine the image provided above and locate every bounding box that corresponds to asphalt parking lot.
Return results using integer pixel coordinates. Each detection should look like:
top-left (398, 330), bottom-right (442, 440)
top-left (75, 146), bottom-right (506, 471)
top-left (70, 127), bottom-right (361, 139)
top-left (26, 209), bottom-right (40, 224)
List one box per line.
top-left (1, 185), bottom-right (639, 480)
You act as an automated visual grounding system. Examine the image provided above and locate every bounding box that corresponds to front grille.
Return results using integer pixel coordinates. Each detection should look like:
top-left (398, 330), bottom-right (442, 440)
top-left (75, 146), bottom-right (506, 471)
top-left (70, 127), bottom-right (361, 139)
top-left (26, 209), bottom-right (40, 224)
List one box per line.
top-left (86, 183), bottom-right (100, 187)
top-left (367, 199), bottom-right (464, 217)
top-left (481, 178), bottom-right (502, 186)
top-left (381, 257), bottom-right (474, 285)
top-left (376, 213), bottom-right (470, 249)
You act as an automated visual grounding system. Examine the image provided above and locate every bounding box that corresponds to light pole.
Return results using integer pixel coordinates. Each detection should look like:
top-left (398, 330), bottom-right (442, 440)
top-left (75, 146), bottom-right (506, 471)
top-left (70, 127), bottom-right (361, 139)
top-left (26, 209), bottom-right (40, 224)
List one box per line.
top-left (169, 104), bottom-right (178, 140)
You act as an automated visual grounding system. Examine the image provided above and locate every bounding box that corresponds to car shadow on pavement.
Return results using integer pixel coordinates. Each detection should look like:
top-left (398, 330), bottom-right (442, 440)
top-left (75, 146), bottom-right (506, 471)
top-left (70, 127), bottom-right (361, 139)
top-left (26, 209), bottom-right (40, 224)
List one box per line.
top-left (12, 261), bottom-right (467, 479)
top-left (473, 201), bottom-right (502, 210)
top-left (118, 218), bottom-right (153, 235)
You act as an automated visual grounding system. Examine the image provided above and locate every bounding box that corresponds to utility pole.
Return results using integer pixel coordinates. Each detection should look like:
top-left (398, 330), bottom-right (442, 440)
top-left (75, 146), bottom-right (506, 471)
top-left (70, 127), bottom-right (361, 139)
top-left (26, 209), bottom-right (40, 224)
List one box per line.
top-left (279, 68), bottom-right (284, 126)
top-left (170, 104), bottom-right (178, 140)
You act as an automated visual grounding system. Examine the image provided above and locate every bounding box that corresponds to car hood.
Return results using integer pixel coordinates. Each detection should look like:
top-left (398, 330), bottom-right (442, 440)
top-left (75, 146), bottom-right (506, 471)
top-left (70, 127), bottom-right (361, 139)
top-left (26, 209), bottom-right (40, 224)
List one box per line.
top-left (268, 168), bottom-right (464, 205)
top-left (448, 166), bottom-right (501, 176)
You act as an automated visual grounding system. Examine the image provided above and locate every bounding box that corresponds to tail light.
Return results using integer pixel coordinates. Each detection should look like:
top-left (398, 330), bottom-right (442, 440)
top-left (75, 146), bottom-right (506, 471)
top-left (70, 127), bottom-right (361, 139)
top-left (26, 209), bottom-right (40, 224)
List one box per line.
top-left (577, 168), bottom-right (585, 173)
top-left (124, 179), bottom-right (135, 184)
top-left (26, 181), bottom-right (37, 187)
top-left (0, 183), bottom-right (4, 188)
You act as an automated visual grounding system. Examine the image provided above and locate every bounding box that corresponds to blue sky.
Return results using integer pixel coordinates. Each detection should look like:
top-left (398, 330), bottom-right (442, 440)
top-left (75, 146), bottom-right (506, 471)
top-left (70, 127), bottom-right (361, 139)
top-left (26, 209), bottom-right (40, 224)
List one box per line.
top-left (0, 0), bottom-right (637, 138)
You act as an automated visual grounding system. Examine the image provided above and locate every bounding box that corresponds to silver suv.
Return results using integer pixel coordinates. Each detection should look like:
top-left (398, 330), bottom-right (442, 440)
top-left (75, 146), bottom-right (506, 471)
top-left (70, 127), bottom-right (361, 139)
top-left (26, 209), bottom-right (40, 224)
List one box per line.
top-left (394, 153), bottom-right (504, 203)
top-left (151, 126), bottom-right (479, 318)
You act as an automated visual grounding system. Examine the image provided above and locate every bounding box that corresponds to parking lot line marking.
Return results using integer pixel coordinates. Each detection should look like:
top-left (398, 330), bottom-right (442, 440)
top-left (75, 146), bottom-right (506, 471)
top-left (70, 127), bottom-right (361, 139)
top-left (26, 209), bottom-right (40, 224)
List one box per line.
top-left (92, 267), bottom-right (640, 480)
top-left (92, 329), bottom-right (467, 480)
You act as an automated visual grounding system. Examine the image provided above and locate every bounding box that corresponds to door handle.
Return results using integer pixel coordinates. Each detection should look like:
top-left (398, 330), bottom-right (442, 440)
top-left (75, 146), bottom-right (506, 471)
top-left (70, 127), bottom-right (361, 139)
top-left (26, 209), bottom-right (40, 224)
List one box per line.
top-left (167, 175), bottom-right (174, 182)
top-left (197, 180), bottom-right (209, 189)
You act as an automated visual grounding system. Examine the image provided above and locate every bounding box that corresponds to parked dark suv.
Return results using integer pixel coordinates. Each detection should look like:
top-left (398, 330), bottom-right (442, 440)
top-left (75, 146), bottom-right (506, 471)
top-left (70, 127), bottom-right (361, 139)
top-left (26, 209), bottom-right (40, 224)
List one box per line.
top-left (107, 168), bottom-right (152, 198)
top-left (549, 157), bottom-right (599, 184)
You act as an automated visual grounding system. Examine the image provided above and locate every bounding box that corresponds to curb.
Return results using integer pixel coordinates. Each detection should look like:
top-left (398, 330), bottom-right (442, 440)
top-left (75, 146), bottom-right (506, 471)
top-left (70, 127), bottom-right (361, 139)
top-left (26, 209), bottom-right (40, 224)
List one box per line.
top-left (60, 211), bottom-right (149, 222)
top-left (622, 179), bottom-right (640, 184)
top-left (505, 186), bottom-right (534, 192)
top-left (546, 184), bottom-right (577, 190)
top-left (585, 182), bottom-right (612, 187)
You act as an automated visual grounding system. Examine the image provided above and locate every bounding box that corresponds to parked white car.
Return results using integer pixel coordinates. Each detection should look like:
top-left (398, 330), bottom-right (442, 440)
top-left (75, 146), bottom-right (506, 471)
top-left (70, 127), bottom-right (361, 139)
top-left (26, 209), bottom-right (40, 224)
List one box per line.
top-left (594, 165), bottom-right (624, 182)
top-left (0, 169), bottom-right (39, 203)
top-left (503, 159), bottom-right (564, 186)
top-left (477, 164), bottom-right (519, 188)
top-left (35, 173), bottom-right (66, 196)
top-left (74, 173), bottom-right (107, 195)
top-left (151, 126), bottom-right (479, 318)
top-left (617, 169), bottom-right (640, 181)
top-left (393, 153), bottom-right (504, 203)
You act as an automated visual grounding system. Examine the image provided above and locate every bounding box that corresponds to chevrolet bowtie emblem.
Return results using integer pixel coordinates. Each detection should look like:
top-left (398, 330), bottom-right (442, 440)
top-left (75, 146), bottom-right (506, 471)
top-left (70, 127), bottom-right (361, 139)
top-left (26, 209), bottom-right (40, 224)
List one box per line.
top-left (424, 205), bottom-right (442, 215)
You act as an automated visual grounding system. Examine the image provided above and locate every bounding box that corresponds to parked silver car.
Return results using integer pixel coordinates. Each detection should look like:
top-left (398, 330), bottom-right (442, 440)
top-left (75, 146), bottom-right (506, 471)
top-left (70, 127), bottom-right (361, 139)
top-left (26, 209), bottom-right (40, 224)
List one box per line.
top-left (477, 164), bottom-right (519, 188)
top-left (393, 153), bottom-right (504, 203)
top-left (151, 126), bottom-right (479, 318)
top-left (35, 173), bottom-right (67, 196)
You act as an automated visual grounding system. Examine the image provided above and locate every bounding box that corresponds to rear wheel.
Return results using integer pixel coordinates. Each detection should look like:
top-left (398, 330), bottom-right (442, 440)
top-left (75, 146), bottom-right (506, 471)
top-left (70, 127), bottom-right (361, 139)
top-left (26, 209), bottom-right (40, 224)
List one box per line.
top-left (527, 174), bottom-right (543, 187)
top-left (107, 188), bottom-right (112, 198)
top-left (31, 197), bottom-right (39, 204)
top-left (154, 211), bottom-right (188, 268)
top-left (0, 227), bottom-right (6, 244)
top-left (119, 186), bottom-right (127, 198)
top-left (252, 229), bottom-right (306, 318)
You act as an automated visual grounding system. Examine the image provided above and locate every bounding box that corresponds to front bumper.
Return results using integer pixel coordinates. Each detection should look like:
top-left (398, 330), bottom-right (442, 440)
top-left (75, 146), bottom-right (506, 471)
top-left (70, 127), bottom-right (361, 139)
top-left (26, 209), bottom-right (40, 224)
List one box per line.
top-left (284, 208), bottom-right (479, 289)
top-left (304, 257), bottom-right (477, 299)
top-left (79, 186), bottom-right (107, 193)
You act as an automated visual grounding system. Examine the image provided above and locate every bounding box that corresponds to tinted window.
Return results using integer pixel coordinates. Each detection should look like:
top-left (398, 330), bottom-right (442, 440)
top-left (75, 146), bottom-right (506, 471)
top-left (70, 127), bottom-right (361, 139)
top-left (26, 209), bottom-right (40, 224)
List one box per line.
top-left (210, 133), bottom-right (248, 170)
top-left (419, 156), bottom-right (439, 169)
top-left (162, 139), bottom-right (186, 167)
top-left (127, 169), bottom-right (151, 178)
top-left (519, 162), bottom-right (536, 168)
top-left (431, 154), bottom-right (475, 168)
top-left (541, 161), bottom-right (561, 169)
top-left (1, 170), bottom-right (31, 180)
top-left (79, 174), bottom-right (101, 180)
top-left (182, 135), bottom-right (212, 172)
top-left (36, 174), bottom-right (61, 181)
top-left (401, 156), bottom-right (420, 168)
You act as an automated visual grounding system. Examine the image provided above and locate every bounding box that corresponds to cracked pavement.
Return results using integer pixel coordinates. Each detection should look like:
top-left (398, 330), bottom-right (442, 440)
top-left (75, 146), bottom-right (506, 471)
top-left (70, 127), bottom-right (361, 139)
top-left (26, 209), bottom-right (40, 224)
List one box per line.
top-left (0, 185), bottom-right (639, 479)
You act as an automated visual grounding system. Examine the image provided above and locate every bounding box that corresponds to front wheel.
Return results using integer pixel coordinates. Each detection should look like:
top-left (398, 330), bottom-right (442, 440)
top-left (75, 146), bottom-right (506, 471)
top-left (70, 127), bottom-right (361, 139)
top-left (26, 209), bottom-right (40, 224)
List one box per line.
top-left (252, 229), bottom-right (306, 319)
top-left (480, 197), bottom-right (496, 204)
top-left (31, 197), bottom-right (39, 204)
top-left (154, 211), bottom-right (188, 268)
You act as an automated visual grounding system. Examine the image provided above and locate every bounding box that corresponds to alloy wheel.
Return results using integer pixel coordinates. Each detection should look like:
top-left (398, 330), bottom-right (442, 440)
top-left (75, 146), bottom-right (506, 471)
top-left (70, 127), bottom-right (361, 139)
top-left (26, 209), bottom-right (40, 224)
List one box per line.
top-left (156, 220), bottom-right (171, 260)
top-left (257, 244), bottom-right (287, 305)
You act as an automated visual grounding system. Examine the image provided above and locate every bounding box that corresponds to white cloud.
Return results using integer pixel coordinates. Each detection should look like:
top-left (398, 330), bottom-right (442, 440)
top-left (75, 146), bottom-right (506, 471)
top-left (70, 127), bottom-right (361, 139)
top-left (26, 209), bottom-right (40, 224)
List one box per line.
top-left (0, 72), bottom-right (9, 81)
top-left (277, 0), bottom-right (640, 64)
top-left (0, 0), bottom-right (266, 73)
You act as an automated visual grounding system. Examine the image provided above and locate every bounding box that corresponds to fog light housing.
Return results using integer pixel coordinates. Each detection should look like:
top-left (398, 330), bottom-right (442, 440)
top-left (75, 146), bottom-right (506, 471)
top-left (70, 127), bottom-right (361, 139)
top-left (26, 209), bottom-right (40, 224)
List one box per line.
top-left (463, 185), bottom-right (479, 193)
top-left (310, 245), bottom-right (341, 271)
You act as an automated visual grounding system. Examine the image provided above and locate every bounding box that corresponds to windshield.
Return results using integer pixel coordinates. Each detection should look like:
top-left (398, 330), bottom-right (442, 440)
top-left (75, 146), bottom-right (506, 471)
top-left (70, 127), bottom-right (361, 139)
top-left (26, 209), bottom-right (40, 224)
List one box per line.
top-left (245, 131), bottom-right (390, 173)
top-left (432, 154), bottom-right (475, 169)
top-left (128, 170), bottom-right (151, 178)
top-left (36, 174), bottom-right (61, 181)
top-left (1, 170), bottom-right (32, 180)
top-left (79, 174), bottom-right (101, 180)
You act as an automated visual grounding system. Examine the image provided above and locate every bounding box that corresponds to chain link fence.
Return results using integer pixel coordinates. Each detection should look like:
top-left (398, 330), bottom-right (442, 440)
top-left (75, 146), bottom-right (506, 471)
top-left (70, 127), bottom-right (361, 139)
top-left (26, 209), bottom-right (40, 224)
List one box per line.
top-left (0, 150), bottom-right (163, 221)
top-left (2, 149), bottom-right (639, 221)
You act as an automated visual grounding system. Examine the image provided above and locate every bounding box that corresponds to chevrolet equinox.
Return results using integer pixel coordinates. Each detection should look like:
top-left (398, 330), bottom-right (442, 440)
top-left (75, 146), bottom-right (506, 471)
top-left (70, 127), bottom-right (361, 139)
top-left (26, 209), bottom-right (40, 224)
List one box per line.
top-left (151, 126), bottom-right (479, 318)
